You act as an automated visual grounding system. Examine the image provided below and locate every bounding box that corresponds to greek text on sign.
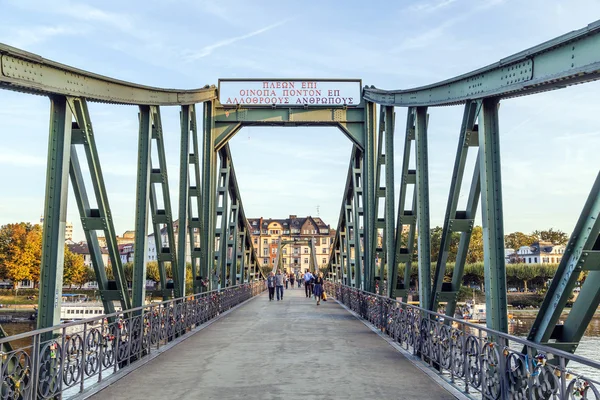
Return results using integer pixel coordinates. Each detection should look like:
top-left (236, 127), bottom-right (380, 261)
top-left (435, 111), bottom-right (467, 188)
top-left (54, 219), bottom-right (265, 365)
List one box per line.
top-left (219, 80), bottom-right (361, 107)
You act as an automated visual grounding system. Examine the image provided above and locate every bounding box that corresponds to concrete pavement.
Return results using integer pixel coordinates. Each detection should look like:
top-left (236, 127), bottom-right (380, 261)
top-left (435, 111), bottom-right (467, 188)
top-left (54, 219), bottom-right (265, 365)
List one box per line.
top-left (89, 286), bottom-right (455, 400)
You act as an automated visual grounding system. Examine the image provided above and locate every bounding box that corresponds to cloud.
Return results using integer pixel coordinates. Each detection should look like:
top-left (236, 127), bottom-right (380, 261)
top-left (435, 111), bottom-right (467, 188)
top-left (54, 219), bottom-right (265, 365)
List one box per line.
top-left (183, 20), bottom-right (288, 61)
top-left (0, 149), bottom-right (46, 167)
top-left (407, 0), bottom-right (458, 13)
top-left (5, 25), bottom-right (80, 48)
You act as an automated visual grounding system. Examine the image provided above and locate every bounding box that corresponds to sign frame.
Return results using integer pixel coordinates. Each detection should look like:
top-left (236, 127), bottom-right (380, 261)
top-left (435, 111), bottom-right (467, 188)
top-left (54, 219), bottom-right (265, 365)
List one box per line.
top-left (218, 78), bottom-right (363, 108)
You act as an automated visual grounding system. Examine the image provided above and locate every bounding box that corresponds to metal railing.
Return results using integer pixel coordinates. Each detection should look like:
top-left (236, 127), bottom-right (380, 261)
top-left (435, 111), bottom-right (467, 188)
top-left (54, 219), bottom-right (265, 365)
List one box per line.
top-left (0, 281), bottom-right (265, 399)
top-left (325, 282), bottom-right (600, 400)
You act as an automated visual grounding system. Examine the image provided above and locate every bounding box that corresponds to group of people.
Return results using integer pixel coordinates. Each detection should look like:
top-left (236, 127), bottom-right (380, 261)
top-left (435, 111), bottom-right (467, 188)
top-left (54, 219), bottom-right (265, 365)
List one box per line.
top-left (266, 270), bottom-right (326, 305)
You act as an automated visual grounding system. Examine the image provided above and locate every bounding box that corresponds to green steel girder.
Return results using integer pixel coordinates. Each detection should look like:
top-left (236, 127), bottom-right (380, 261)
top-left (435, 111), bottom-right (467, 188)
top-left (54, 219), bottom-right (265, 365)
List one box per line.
top-left (228, 204), bottom-right (240, 284)
top-left (213, 105), bottom-right (366, 150)
top-left (479, 98), bottom-right (508, 332)
top-left (215, 151), bottom-right (231, 287)
top-left (67, 98), bottom-right (131, 313)
top-left (429, 100), bottom-right (481, 312)
top-left (132, 105), bottom-right (152, 308)
top-left (392, 108), bottom-right (417, 299)
top-left (528, 172), bottom-right (600, 354)
top-left (363, 101), bottom-right (377, 293)
top-left (363, 20), bottom-right (600, 106)
top-left (351, 151), bottom-right (364, 289)
top-left (201, 101), bottom-right (218, 290)
top-left (38, 96), bottom-right (72, 331)
top-left (415, 107), bottom-right (432, 309)
top-left (148, 107), bottom-right (179, 300)
top-left (0, 44), bottom-right (217, 105)
top-left (383, 106), bottom-right (396, 297)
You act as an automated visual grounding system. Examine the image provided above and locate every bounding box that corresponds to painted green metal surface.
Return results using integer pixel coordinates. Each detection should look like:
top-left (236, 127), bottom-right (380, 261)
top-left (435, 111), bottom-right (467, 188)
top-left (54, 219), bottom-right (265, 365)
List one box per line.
top-left (132, 106), bottom-right (152, 308)
top-left (201, 101), bottom-right (218, 290)
top-left (383, 106), bottom-right (396, 297)
top-left (478, 98), bottom-right (508, 333)
top-left (38, 96), bottom-right (72, 332)
top-left (363, 102), bottom-right (377, 293)
top-left (415, 107), bottom-right (431, 309)
top-left (186, 105), bottom-right (203, 293)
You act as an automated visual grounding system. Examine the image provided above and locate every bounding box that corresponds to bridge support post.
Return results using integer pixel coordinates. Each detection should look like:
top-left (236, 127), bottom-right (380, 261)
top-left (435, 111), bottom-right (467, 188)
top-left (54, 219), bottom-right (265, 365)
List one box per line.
top-left (393, 109), bottom-right (417, 299)
top-left (132, 105), bottom-right (152, 307)
top-left (201, 101), bottom-right (217, 290)
top-left (415, 107), bottom-right (431, 309)
top-left (383, 106), bottom-right (396, 297)
top-left (186, 105), bottom-right (203, 293)
top-left (478, 98), bottom-right (508, 332)
top-left (38, 96), bottom-right (72, 331)
top-left (364, 101), bottom-right (377, 293)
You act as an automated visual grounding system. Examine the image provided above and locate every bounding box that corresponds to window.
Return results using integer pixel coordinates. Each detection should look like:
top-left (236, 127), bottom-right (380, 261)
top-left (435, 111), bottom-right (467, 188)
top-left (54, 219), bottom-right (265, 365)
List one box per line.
top-left (271, 239), bottom-right (276, 244)
top-left (528, 257), bottom-right (531, 263)
top-left (263, 239), bottom-right (267, 245)
top-left (253, 238), bottom-right (258, 245)
top-left (294, 258), bottom-right (299, 264)
top-left (271, 248), bottom-right (276, 254)
top-left (283, 249), bottom-right (287, 255)
top-left (534, 257), bottom-right (538, 263)
top-left (263, 249), bottom-right (268, 256)
top-left (551, 257), bottom-right (555, 263)
top-left (304, 258), bottom-right (308, 264)
top-left (322, 238), bottom-right (327, 245)
top-left (322, 248), bottom-right (327, 254)
top-left (304, 248), bottom-right (308, 254)
top-left (322, 258), bottom-right (327, 264)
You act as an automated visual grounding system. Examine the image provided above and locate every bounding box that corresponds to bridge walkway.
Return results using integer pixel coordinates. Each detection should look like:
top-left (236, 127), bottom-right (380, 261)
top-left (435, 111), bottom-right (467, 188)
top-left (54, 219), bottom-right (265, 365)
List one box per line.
top-left (89, 287), bottom-right (455, 400)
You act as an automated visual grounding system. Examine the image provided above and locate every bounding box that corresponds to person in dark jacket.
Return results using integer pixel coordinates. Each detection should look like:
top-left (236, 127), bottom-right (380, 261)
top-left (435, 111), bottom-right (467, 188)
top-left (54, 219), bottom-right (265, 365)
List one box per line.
top-left (313, 272), bottom-right (324, 306)
top-left (267, 272), bottom-right (276, 301)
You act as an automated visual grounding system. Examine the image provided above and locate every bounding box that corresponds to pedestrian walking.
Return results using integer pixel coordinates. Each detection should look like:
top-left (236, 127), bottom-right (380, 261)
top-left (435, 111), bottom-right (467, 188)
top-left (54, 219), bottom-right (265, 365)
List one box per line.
top-left (297, 272), bottom-right (301, 288)
top-left (267, 272), bottom-right (276, 301)
top-left (275, 269), bottom-right (285, 301)
top-left (304, 270), bottom-right (314, 298)
top-left (290, 273), bottom-right (295, 289)
top-left (285, 274), bottom-right (289, 289)
top-left (313, 272), bottom-right (324, 306)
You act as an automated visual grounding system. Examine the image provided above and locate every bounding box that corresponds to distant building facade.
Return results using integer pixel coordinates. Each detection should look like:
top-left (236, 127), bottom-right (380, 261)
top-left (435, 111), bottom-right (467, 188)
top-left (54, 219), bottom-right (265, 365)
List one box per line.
top-left (509, 241), bottom-right (566, 264)
top-left (247, 215), bottom-right (335, 273)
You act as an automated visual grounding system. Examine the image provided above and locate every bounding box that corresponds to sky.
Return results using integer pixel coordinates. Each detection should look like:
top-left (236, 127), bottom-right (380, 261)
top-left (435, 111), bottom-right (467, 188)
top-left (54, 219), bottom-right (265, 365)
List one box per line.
top-left (0, 0), bottom-right (599, 242)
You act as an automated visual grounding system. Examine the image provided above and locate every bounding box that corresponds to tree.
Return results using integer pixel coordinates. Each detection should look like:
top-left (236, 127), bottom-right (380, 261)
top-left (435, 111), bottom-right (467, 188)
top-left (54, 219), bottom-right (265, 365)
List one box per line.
top-left (63, 245), bottom-right (87, 287)
top-left (466, 226), bottom-right (484, 264)
top-left (531, 228), bottom-right (569, 245)
top-left (24, 225), bottom-right (42, 286)
top-left (0, 223), bottom-right (36, 283)
top-left (504, 231), bottom-right (537, 250)
top-left (146, 261), bottom-right (160, 282)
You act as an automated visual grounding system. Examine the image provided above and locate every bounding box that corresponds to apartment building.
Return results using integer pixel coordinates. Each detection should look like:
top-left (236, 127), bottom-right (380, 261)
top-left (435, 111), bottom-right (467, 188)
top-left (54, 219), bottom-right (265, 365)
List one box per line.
top-left (247, 215), bottom-right (335, 273)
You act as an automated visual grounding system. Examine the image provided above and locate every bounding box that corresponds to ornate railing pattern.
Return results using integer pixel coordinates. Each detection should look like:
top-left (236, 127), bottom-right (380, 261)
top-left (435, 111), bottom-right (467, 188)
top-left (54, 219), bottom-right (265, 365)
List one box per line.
top-left (0, 282), bottom-right (265, 400)
top-left (325, 282), bottom-right (600, 400)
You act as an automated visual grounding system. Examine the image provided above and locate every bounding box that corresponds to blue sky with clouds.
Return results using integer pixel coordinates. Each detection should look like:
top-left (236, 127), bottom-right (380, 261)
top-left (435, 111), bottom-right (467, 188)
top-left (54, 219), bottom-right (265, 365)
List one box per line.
top-left (0, 0), bottom-right (599, 241)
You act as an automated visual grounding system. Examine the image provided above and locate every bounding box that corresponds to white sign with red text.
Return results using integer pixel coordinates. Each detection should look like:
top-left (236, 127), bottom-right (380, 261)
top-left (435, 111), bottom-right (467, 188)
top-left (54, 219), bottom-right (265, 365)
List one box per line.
top-left (218, 80), bottom-right (361, 107)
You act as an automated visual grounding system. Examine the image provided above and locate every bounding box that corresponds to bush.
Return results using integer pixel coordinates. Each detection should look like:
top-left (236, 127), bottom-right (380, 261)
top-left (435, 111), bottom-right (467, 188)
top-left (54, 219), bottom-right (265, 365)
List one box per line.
top-left (507, 293), bottom-right (545, 308)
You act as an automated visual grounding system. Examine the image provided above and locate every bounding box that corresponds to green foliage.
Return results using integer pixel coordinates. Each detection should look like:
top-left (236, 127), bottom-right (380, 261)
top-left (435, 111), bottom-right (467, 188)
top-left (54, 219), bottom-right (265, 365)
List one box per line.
top-left (507, 293), bottom-right (545, 308)
top-left (504, 231), bottom-right (537, 250)
top-left (63, 245), bottom-right (87, 287)
top-left (531, 228), bottom-right (569, 245)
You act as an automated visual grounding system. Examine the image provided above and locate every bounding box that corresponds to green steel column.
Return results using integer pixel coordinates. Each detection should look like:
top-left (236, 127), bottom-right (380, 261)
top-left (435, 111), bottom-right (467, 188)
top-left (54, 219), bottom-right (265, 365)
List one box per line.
top-left (132, 105), bottom-right (152, 308)
top-left (478, 98), bottom-right (508, 332)
top-left (384, 106), bottom-right (396, 297)
top-left (201, 101), bottom-right (217, 289)
top-left (351, 154), bottom-right (363, 289)
top-left (229, 205), bottom-right (239, 285)
top-left (415, 106), bottom-right (431, 309)
top-left (364, 101), bottom-right (377, 293)
top-left (177, 105), bottom-right (191, 297)
top-left (38, 96), bottom-right (72, 331)
top-left (188, 105), bottom-right (202, 293)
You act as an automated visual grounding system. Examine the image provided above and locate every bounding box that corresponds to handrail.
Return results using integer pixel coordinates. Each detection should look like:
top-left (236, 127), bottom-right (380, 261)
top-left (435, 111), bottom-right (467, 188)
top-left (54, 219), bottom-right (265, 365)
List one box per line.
top-left (363, 19), bottom-right (600, 107)
top-left (326, 282), bottom-right (600, 398)
top-left (0, 43), bottom-right (217, 105)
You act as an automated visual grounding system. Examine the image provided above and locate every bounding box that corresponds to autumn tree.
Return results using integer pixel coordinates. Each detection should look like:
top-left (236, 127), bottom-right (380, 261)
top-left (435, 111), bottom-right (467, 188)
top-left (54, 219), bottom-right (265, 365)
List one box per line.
top-left (466, 226), bottom-right (484, 263)
top-left (531, 228), bottom-right (569, 245)
top-left (63, 245), bottom-right (87, 288)
top-left (0, 223), bottom-right (37, 283)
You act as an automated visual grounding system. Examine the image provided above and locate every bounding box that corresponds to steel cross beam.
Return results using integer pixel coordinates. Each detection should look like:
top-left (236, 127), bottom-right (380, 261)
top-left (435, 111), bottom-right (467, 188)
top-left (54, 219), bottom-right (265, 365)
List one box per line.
top-left (148, 107), bottom-right (179, 300)
top-left (528, 172), bottom-right (600, 354)
top-left (429, 100), bottom-right (481, 313)
top-left (392, 109), bottom-right (418, 300)
top-left (215, 150), bottom-right (232, 288)
top-left (38, 97), bottom-right (132, 331)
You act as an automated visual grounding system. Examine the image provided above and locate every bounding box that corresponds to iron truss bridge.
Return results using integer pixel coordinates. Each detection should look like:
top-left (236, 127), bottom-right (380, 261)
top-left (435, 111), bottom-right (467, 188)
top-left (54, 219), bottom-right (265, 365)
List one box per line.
top-left (0, 18), bottom-right (599, 400)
